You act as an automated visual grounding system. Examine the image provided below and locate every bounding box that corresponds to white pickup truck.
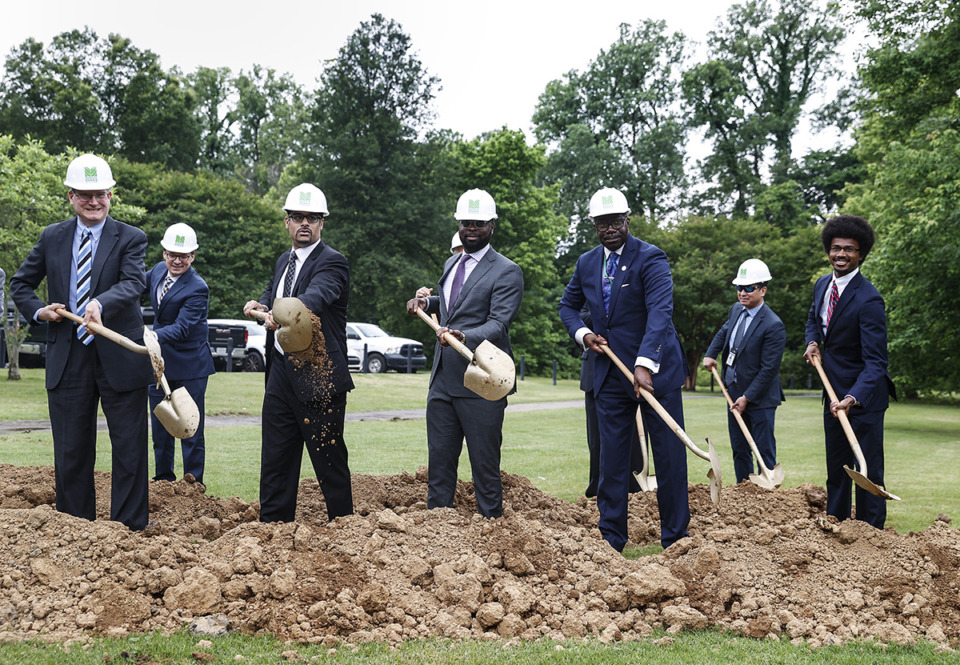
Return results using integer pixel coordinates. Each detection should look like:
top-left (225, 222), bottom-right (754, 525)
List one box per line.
top-left (346, 322), bottom-right (426, 373)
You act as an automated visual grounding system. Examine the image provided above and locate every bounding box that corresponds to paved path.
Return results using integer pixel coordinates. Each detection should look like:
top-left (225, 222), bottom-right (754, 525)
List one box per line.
top-left (0, 393), bottom-right (818, 434)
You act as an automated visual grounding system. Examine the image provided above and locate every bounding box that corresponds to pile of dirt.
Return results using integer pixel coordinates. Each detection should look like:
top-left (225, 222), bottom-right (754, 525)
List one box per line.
top-left (0, 463), bottom-right (958, 650)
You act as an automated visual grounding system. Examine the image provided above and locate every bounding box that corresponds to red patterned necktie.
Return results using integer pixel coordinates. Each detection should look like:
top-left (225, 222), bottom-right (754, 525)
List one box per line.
top-left (826, 280), bottom-right (839, 328)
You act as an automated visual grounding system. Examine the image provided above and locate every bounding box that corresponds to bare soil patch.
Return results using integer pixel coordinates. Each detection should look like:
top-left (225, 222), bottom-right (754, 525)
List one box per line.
top-left (1, 463), bottom-right (958, 649)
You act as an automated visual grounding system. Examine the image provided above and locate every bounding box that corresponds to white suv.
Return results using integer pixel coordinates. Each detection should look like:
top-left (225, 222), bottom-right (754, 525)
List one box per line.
top-left (346, 322), bottom-right (426, 373)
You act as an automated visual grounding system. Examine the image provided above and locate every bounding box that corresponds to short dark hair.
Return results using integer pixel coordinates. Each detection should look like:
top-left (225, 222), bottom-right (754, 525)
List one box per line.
top-left (821, 215), bottom-right (876, 259)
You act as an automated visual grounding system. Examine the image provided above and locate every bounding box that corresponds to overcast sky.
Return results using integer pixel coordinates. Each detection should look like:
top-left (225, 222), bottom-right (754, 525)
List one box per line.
top-left (2, 0), bottom-right (854, 150)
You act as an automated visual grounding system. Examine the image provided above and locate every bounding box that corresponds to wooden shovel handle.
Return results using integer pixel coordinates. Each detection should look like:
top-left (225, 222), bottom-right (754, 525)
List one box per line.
top-left (55, 308), bottom-right (147, 355)
top-left (810, 355), bottom-right (869, 473)
top-left (709, 365), bottom-right (773, 475)
top-left (599, 344), bottom-right (710, 461)
top-left (415, 307), bottom-right (474, 362)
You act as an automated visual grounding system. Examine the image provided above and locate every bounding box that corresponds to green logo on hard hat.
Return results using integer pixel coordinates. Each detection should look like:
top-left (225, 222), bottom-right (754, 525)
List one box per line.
top-left (299, 191), bottom-right (311, 204)
top-left (84, 167), bottom-right (98, 181)
top-left (740, 268), bottom-right (748, 277)
top-left (602, 195), bottom-right (613, 207)
top-left (468, 199), bottom-right (480, 212)
top-left (176, 235), bottom-right (185, 247)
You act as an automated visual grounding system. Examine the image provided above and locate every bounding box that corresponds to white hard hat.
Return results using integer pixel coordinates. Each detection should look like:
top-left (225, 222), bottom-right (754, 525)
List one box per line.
top-left (283, 183), bottom-right (328, 215)
top-left (454, 189), bottom-right (497, 221)
top-left (63, 154), bottom-right (116, 190)
top-left (588, 187), bottom-right (630, 218)
top-left (450, 232), bottom-right (463, 253)
top-left (732, 258), bottom-right (772, 285)
top-left (161, 223), bottom-right (199, 253)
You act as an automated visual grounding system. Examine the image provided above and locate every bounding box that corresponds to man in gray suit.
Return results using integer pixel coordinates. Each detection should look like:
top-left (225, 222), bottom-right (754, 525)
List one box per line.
top-left (703, 259), bottom-right (786, 483)
top-left (406, 188), bottom-right (523, 518)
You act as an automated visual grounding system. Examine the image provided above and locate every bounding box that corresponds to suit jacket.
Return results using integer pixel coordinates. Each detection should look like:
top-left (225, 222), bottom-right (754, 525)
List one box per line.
top-left (424, 247), bottom-right (523, 398)
top-left (705, 302), bottom-right (786, 408)
top-left (11, 216), bottom-right (153, 391)
top-left (259, 241), bottom-right (354, 401)
top-left (559, 234), bottom-right (688, 397)
top-left (805, 271), bottom-right (894, 412)
top-left (146, 262), bottom-right (215, 382)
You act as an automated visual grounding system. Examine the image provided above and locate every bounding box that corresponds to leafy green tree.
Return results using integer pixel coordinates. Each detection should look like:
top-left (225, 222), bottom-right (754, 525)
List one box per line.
top-left (188, 66), bottom-right (236, 174)
top-left (533, 20), bottom-right (688, 226)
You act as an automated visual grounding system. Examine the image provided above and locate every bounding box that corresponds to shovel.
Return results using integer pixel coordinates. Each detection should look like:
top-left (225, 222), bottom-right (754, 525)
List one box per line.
top-left (632, 410), bottom-right (657, 492)
top-left (600, 345), bottom-right (722, 504)
top-left (810, 355), bottom-right (900, 501)
top-left (247, 297), bottom-right (312, 353)
top-left (709, 366), bottom-right (785, 489)
top-left (415, 308), bottom-right (515, 401)
top-left (56, 308), bottom-right (200, 439)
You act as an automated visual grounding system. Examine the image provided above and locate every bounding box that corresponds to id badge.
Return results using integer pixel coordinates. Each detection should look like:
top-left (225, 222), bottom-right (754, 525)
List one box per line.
top-left (725, 351), bottom-right (736, 366)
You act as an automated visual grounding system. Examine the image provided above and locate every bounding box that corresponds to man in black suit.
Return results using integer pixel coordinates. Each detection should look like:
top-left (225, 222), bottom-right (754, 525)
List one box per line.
top-left (243, 183), bottom-right (354, 523)
top-left (146, 222), bottom-right (215, 484)
top-left (703, 259), bottom-right (786, 483)
top-left (11, 154), bottom-right (154, 530)
top-left (406, 188), bottom-right (523, 518)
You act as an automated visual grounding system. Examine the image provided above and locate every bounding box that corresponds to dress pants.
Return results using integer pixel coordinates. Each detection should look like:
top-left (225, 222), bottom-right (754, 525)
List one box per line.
top-left (725, 381), bottom-right (777, 484)
top-left (47, 333), bottom-right (149, 530)
top-left (149, 376), bottom-right (208, 484)
top-left (595, 371), bottom-right (690, 551)
top-left (259, 351), bottom-right (353, 522)
top-left (426, 371), bottom-right (506, 518)
top-left (824, 408), bottom-right (886, 528)
top-left (584, 386), bottom-right (643, 497)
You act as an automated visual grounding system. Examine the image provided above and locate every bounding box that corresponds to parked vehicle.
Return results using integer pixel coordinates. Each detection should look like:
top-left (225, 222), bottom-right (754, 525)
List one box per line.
top-left (207, 319), bottom-right (265, 372)
top-left (346, 322), bottom-right (426, 373)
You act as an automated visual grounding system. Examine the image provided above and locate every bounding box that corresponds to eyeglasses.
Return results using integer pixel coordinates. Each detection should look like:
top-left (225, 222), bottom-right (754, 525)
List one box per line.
top-left (737, 284), bottom-right (764, 293)
top-left (72, 190), bottom-right (110, 202)
top-left (593, 218), bottom-right (627, 231)
top-left (459, 220), bottom-right (492, 229)
top-left (163, 251), bottom-right (194, 263)
top-left (287, 213), bottom-right (324, 224)
top-left (829, 244), bottom-right (860, 254)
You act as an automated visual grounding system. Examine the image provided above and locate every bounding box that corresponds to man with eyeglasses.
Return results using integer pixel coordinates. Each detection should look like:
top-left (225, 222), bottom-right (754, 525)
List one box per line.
top-left (406, 188), bottom-right (523, 518)
top-left (804, 215), bottom-right (895, 529)
top-left (559, 187), bottom-right (690, 553)
top-left (145, 223), bottom-right (215, 485)
top-left (703, 259), bottom-right (786, 484)
top-left (11, 154), bottom-right (154, 530)
top-left (243, 183), bottom-right (355, 523)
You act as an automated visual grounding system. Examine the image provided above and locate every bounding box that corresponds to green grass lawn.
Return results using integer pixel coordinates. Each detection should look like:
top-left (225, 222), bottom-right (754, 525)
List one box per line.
top-left (2, 368), bottom-right (959, 663)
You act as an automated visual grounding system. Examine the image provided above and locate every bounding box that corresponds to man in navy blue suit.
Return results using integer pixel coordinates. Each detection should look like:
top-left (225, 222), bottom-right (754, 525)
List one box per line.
top-left (804, 215), bottom-right (895, 529)
top-left (11, 154), bottom-right (154, 530)
top-left (146, 223), bottom-right (215, 485)
top-left (559, 187), bottom-right (690, 552)
top-left (703, 259), bottom-right (786, 483)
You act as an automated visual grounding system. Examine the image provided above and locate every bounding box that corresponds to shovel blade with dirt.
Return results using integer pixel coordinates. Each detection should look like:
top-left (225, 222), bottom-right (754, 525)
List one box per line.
top-left (415, 309), bottom-right (515, 401)
top-left (248, 297), bottom-right (312, 353)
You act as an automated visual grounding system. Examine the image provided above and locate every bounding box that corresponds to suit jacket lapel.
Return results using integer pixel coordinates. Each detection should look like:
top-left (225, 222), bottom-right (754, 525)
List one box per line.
top-left (292, 242), bottom-right (326, 296)
top-left (825, 273), bottom-right (860, 340)
top-left (160, 268), bottom-right (192, 312)
top-left (92, 217), bottom-right (118, 295)
top-left (739, 305), bottom-right (765, 349)
top-left (454, 249), bottom-right (494, 308)
top-left (438, 253), bottom-right (459, 319)
top-left (55, 220), bottom-right (74, 301)
top-left (605, 239), bottom-right (631, 320)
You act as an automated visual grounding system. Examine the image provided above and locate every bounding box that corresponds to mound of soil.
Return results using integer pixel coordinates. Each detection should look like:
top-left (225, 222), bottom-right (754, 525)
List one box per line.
top-left (0, 463), bottom-right (958, 649)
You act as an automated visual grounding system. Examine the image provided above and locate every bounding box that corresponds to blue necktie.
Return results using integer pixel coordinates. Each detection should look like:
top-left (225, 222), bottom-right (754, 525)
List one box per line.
top-left (602, 252), bottom-right (619, 314)
top-left (76, 229), bottom-right (93, 345)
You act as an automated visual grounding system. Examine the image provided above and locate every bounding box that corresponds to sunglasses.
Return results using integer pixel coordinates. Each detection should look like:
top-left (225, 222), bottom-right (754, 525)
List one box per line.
top-left (737, 284), bottom-right (764, 293)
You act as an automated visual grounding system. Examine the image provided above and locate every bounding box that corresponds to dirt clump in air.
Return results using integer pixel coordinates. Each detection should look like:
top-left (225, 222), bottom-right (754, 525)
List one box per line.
top-left (0, 462), bottom-right (958, 650)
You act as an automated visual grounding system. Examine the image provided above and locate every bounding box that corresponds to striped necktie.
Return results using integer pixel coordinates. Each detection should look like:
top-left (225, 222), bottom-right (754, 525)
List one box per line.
top-left (76, 228), bottom-right (93, 345)
top-left (159, 275), bottom-right (174, 304)
top-left (282, 252), bottom-right (297, 298)
top-left (826, 280), bottom-right (839, 328)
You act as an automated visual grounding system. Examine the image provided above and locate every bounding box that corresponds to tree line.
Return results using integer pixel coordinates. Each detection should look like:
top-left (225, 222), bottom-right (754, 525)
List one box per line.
top-left (1, 2), bottom-right (957, 396)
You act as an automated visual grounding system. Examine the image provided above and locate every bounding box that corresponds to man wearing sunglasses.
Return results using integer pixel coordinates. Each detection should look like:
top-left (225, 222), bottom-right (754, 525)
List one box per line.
top-left (406, 188), bottom-right (523, 518)
top-left (803, 215), bottom-right (894, 529)
top-left (559, 187), bottom-right (689, 553)
top-left (244, 183), bottom-right (355, 524)
top-left (146, 223), bottom-right (215, 485)
top-left (703, 259), bottom-right (786, 484)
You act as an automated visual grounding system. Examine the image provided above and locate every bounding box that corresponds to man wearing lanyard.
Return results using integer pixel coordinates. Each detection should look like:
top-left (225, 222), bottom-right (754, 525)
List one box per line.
top-left (804, 215), bottom-right (895, 529)
top-left (703, 259), bottom-right (786, 483)
top-left (244, 183), bottom-right (354, 523)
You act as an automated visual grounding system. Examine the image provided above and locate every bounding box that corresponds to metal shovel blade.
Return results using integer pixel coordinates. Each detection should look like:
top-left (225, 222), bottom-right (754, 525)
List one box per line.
top-left (706, 438), bottom-right (723, 505)
top-left (845, 466), bottom-right (901, 501)
top-left (634, 411), bottom-right (657, 492)
top-left (462, 340), bottom-right (515, 401)
top-left (272, 297), bottom-right (313, 353)
top-left (142, 327), bottom-right (165, 384)
top-left (154, 386), bottom-right (200, 439)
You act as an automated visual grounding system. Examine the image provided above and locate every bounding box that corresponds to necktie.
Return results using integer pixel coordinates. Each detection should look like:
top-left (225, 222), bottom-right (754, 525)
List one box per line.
top-left (76, 229), bottom-right (93, 345)
top-left (159, 276), bottom-right (174, 304)
top-left (826, 280), bottom-right (839, 329)
top-left (449, 255), bottom-right (468, 308)
top-left (282, 252), bottom-right (298, 298)
top-left (602, 252), bottom-right (619, 314)
top-left (726, 308), bottom-right (748, 384)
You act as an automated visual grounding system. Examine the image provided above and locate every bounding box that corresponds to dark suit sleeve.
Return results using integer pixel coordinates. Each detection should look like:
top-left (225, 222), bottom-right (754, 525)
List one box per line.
top-left (704, 318), bottom-right (730, 361)
top-left (743, 315), bottom-right (786, 404)
top-left (635, 246), bottom-right (675, 363)
top-left (298, 250), bottom-right (349, 315)
top-left (155, 280), bottom-right (210, 346)
top-left (259, 254), bottom-right (284, 308)
top-left (559, 255), bottom-right (588, 337)
top-left (849, 290), bottom-right (889, 404)
top-left (10, 228), bottom-right (52, 320)
top-left (805, 277), bottom-right (826, 346)
top-left (463, 259), bottom-right (523, 347)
